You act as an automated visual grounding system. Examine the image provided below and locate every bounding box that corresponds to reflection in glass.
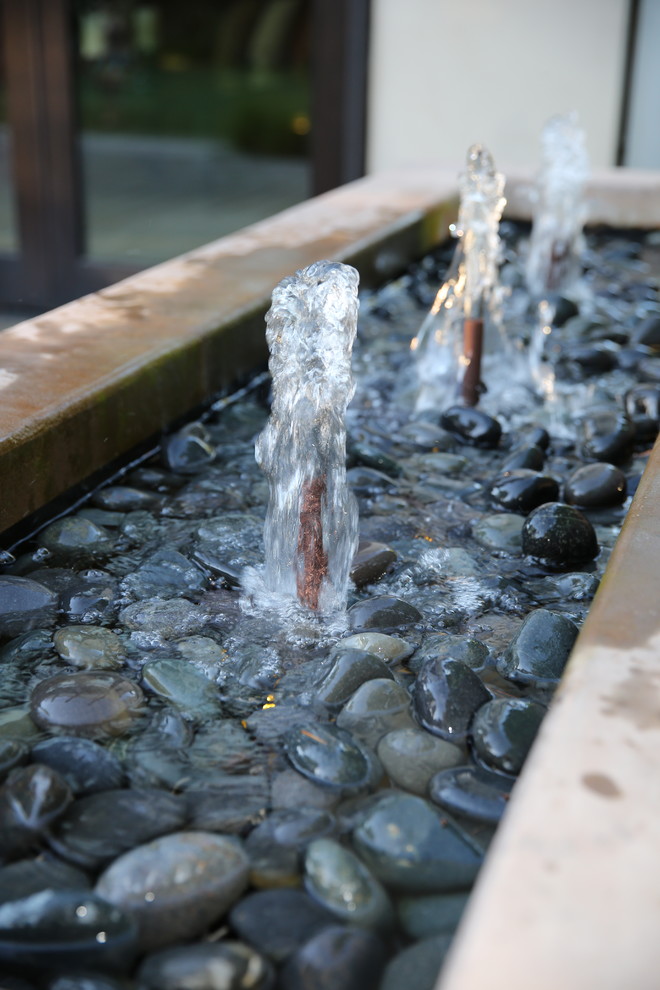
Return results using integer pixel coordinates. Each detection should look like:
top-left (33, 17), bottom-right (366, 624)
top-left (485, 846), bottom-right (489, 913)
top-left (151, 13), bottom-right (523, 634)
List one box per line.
top-left (75, 0), bottom-right (311, 264)
top-left (0, 12), bottom-right (17, 253)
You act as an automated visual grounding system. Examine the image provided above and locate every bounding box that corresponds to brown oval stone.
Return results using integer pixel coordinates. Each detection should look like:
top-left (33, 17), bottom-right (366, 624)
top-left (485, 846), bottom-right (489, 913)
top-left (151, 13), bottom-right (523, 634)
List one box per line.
top-left (30, 671), bottom-right (145, 737)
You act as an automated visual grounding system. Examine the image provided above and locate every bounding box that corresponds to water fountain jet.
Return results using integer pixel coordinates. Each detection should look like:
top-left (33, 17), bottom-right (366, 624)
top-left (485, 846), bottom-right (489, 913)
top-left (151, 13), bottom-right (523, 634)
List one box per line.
top-left (253, 260), bottom-right (360, 615)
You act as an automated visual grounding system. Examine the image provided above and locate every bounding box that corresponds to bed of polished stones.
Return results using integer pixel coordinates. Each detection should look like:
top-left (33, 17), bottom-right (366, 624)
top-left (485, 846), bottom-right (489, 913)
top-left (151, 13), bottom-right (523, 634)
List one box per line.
top-left (0, 224), bottom-right (658, 990)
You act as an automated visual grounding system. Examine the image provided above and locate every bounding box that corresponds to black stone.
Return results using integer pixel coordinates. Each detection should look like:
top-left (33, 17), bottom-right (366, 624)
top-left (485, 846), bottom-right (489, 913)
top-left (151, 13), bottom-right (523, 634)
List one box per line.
top-left (497, 608), bottom-right (580, 685)
top-left (470, 697), bottom-right (546, 774)
top-left (561, 343), bottom-right (618, 376)
top-left (428, 765), bottom-right (513, 824)
top-left (552, 296), bottom-right (579, 327)
top-left (229, 889), bottom-right (337, 963)
top-left (47, 788), bottom-right (188, 870)
top-left (347, 595), bottom-right (422, 633)
top-left (440, 407), bottom-right (502, 448)
top-left (413, 657), bottom-right (490, 743)
top-left (632, 314), bottom-right (660, 349)
top-left (500, 444), bottom-right (545, 472)
top-left (580, 409), bottom-right (636, 463)
top-left (138, 941), bottom-right (274, 990)
top-left (31, 737), bottom-right (125, 795)
top-left (0, 740), bottom-right (29, 784)
top-left (490, 470), bottom-right (559, 513)
top-left (564, 463), bottom-right (627, 508)
top-left (525, 426), bottom-right (550, 451)
top-left (0, 889), bottom-right (137, 976)
top-left (162, 423), bottom-right (216, 474)
top-left (284, 724), bottom-right (377, 794)
top-left (522, 502), bottom-right (599, 569)
top-left (0, 855), bottom-right (90, 905)
top-left (280, 925), bottom-right (387, 990)
top-left (350, 540), bottom-right (397, 588)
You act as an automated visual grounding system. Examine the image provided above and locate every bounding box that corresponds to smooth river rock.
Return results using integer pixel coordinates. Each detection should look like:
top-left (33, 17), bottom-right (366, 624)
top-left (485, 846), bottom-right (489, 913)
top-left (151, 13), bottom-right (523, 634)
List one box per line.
top-left (413, 657), bottom-right (490, 743)
top-left (30, 671), bottom-right (145, 737)
top-left (521, 502), bottom-right (599, 569)
top-left (95, 830), bottom-right (249, 950)
top-left (497, 608), bottom-right (580, 685)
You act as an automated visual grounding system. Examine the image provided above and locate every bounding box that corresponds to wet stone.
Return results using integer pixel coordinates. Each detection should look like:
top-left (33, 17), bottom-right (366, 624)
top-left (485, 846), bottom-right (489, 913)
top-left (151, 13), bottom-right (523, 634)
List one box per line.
top-left (522, 502), bottom-right (599, 569)
top-left (397, 891), bottom-right (469, 939)
top-left (352, 792), bottom-right (482, 893)
top-left (58, 571), bottom-right (119, 623)
top-left (48, 788), bottom-right (188, 870)
top-left (0, 889), bottom-right (138, 976)
top-left (284, 723), bottom-right (380, 795)
top-left (497, 608), bottom-right (580, 685)
top-left (413, 657), bottom-right (490, 743)
top-left (121, 549), bottom-right (207, 600)
top-left (380, 934), bottom-right (453, 990)
top-left (95, 830), bottom-right (249, 951)
top-left (280, 925), bottom-right (387, 990)
top-left (470, 697), bottom-right (546, 775)
top-left (350, 539), bottom-right (397, 587)
top-left (409, 633), bottom-right (490, 675)
top-left (92, 485), bottom-right (158, 512)
top-left (347, 595), bottom-right (422, 633)
top-left (429, 765), bottom-right (513, 824)
top-left (473, 513), bottom-right (524, 552)
top-left (348, 439), bottom-right (402, 477)
top-left (0, 577), bottom-right (58, 637)
top-left (564, 462), bottom-right (627, 508)
top-left (270, 769), bottom-right (340, 814)
top-left (501, 443), bottom-right (545, 472)
top-left (31, 736), bottom-right (125, 795)
top-left (39, 517), bottom-right (114, 563)
top-left (335, 679), bottom-right (416, 750)
top-left (490, 470), bottom-right (559, 513)
top-left (184, 773), bottom-right (270, 834)
top-left (440, 406), bottom-right (502, 448)
top-left (162, 422), bottom-right (217, 474)
top-left (348, 466), bottom-right (398, 496)
top-left (53, 625), bottom-right (125, 670)
top-left (0, 855), bottom-right (90, 905)
top-left (138, 940), bottom-right (274, 990)
top-left (395, 420), bottom-right (456, 452)
top-left (2, 763), bottom-right (72, 832)
top-left (377, 727), bottom-right (464, 796)
top-left (304, 837), bottom-right (393, 931)
top-left (625, 383), bottom-right (660, 429)
top-left (315, 650), bottom-right (393, 708)
top-left (531, 571), bottom-right (600, 603)
top-left (0, 708), bottom-right (40, 741)
top-left (0, 628), bottom-right (53, 664)
top-left (580, 409), bottom-right (635, 463)
top-left (0, 739), bottom-right (29, 783)
top-left (245, 809), bottom-right (336, 890)
top-left (190, 545), bottom-right (257, 589)
top-left (338, 632), bottom-right (413, 663)
top-left (30, 671), bottom-right (145, 737)
top-left (632, 314), bottom-right (660, 348)
top-left (141, 657), bottom-right (221, 719)
top-left (229, 889), bottom-right (335, 963)
top-left (119, 597), bottom-right (207, 639)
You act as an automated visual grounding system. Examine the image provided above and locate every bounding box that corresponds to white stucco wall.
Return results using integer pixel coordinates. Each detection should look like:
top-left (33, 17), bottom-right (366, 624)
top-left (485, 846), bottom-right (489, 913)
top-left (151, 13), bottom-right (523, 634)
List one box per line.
top-left (366, 0), bottom-right (630, 174)
top-left (624, 0), bottom-right (660, 167)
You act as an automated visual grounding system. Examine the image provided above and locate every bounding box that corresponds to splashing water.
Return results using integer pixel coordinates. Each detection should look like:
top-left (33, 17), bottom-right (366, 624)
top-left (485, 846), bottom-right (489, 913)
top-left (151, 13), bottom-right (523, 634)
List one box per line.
top-left (251, 260), bottom-right (359, 616)
top-left (526, 112), bottom-right (589, 302)
top-left (414, 145), bottom-right (507, 411)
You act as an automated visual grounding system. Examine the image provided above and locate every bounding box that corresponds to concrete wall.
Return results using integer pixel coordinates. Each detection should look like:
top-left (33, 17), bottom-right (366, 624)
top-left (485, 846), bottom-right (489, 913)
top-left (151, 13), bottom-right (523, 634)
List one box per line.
top-left (366, 0), bottom-right (630, 175)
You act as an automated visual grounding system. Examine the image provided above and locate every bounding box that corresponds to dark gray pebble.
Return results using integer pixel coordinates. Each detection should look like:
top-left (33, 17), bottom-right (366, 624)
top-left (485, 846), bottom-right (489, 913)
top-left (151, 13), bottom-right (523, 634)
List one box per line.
top-left (347, 595), bottom-right (422, 633)
top-left (0, 739), bottom-right (29, 783)
top-left (284, 724), bottom-right (379, 794)
top-left (31, 737), bottom-right (124, 795)
top-left (470, 697), bottom-right (546, 774)
top-left (280, 925), bottom-right (387, 990)
top-left (497, 608), bottom-right (579, 685)
top-left (440, 406), bottom-right (502, 448)
top-left (162, 423), bottom-right (216, 474)
top-left (0, 855), bottom-right (90, 905)
top-left (379, 934), bottom-right (453, 990)
top-left (0, 889), bottom-right (137, 976)
top-left (0, 577), bottom-right (58, 637)
top-left (428, 765), bottom-right (513, 824)
top-left (500, 444), bottom-right (545, 472)
top-left (522, 502), bottom-right (599, 569)
top-left (352, 792), bottom-right (482, 893)
top-left (48, 787), bottom-right (188, 870)
top-left (138, 940), bottom-right (274, 990)
top-left (229, 889), bottom-right (336, 963)
top-left (580, 409), bottom-right (635, 463)
top-left (92, 485), bottom-right (158, 512)
top-left (413, 657), bottom-right (490, 743)
top-left (350, 540), bottom-right (397, 588)
top-left (315, 649), bottom-right (393, 708)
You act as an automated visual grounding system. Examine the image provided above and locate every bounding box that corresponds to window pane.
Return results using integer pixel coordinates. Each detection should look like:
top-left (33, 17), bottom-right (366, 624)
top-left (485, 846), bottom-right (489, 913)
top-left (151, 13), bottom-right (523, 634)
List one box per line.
top-left (75, 0), bottom-right (311, 264)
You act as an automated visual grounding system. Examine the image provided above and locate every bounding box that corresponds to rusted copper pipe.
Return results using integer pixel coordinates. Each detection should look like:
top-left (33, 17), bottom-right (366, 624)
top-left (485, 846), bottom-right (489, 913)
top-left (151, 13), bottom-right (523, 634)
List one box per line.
top-left (296, 475), bottom-right (328, 610)
top-left (461, 316), bottom-right (484, 406)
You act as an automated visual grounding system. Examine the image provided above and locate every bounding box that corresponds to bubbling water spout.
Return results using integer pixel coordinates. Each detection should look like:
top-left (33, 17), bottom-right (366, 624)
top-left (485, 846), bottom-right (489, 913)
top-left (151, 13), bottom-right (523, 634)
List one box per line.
top-left (254, 260), bottom-right (360, 615)
top-left (415, 144), bottom-right (506, 410)
top-left (526, 111), bottom-right (589, 301)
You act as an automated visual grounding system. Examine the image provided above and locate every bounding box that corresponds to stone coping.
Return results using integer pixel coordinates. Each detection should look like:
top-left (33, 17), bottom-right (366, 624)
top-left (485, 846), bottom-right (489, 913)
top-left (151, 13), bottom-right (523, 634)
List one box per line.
top-left (0, 163), bottom-right (660, 988)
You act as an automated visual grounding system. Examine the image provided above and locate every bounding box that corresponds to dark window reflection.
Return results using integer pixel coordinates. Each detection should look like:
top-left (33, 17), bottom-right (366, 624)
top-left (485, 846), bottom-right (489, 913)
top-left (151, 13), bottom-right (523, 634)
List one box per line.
top-left (75, 0), bottom-right (311, 263)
